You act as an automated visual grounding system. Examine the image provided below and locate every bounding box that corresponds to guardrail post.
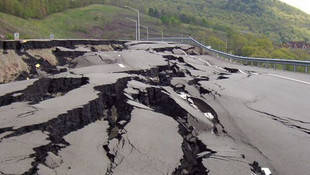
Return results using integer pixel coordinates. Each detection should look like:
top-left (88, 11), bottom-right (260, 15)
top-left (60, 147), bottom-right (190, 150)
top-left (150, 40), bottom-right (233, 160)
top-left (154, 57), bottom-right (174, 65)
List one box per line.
top-left (251, 61), bottom-right (254, 66)
top-left (283, 64), bottom-right (286, 71)
top-left (306, 66), bottom-right (309, 74)
top-left (265, 62), bottom-right (268, 68)
top-left (294, 65), bottom-right (296, 72)
top-left (274, 63), bottom-right (276, 70)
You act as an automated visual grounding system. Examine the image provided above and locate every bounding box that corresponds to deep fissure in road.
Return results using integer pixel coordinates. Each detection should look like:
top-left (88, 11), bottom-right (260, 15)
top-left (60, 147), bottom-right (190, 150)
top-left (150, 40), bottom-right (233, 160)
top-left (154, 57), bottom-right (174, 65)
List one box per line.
top-left (0, 41), bottom-right (277, 175)
top-left (0, 77), bottom-right (89, 107)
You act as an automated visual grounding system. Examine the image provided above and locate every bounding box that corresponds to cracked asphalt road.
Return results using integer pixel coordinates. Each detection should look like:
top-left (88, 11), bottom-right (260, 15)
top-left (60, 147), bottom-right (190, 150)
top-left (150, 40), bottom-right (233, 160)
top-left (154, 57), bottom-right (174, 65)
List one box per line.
top-left (0, 40), bottom-right (309, 175)
top-left (199, 70), bottom-right (310, 175)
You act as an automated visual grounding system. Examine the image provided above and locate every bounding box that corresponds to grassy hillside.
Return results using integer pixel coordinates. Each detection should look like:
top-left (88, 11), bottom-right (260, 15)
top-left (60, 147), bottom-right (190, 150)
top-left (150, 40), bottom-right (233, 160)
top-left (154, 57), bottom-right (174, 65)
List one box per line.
top-left (105, 0), bottom-right (310, 42)
top-left (0, 0), bottom-right (105, 18)
top-left (0, 5), bottom-right (132, 39)
top-left (0, 5), bottom-right (224, 40)
top-left (0, 4), bottom-right (310, 61)
top-left (1, 0), bottom-right (310, 42)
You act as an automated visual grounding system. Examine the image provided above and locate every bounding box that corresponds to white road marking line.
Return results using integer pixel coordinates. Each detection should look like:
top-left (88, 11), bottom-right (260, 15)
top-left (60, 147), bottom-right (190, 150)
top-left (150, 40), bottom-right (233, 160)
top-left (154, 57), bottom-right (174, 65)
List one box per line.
top-left (204, 113), bottom-right (215, 120)
top-left (118, 55), bottom-right (121, 57)
top-left (190, 104), bottom-right (200, 111)
top-left (118, 64), bottom-right (125, 68)
top-left (180, 50), bottom-right (188, 56)
top-left (261, 168), bottom-right (272, 175)
top-left (178, 92), bottom-right (190, 100)
top-left (238, 69), bottom-right (247, 75)
top-left (198, 58), bottom-right (212, 67)
top-left (214, 65), bottom-right (227, 72)
top-left (267, 74), bottom-right (310, 85)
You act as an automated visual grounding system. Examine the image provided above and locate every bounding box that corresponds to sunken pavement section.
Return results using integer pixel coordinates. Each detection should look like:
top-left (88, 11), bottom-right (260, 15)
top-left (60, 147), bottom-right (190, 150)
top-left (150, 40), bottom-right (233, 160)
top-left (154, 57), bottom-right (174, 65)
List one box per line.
top-left (0, 40), bottom-right (309, 175)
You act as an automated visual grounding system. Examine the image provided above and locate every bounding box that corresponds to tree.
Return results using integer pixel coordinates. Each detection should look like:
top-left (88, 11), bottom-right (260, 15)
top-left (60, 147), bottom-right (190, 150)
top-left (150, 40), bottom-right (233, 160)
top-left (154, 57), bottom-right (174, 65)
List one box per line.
top-left (242, 46), bottom-right (257, 57)
top-left (250, 49), bottom-right (271, 58)
top-left (255, 38), bottom-right (274, 52)
top-left (160, 15), bottom-right (181, 26)
top-left (228, 34), bottom-right (248, 55)
top-left (271, 48), bottom-right (296, 59)
top-left (209, 36), bottom-right (226, 52)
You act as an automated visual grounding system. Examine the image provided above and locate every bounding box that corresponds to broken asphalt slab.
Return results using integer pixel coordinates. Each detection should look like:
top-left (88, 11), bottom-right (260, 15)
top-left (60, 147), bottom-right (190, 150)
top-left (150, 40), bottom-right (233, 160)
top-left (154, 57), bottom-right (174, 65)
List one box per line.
top-left (0, 40), bottom-right (309, 175)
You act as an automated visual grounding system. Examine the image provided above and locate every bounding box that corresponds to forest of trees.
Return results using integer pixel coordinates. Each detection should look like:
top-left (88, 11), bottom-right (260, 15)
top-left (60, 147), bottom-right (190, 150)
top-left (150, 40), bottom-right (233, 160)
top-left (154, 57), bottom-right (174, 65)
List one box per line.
top-left (0, 0), bottom-right (104, 18)
top-left (200, 31), bottom-right (310, 60)
top-left (225, 0), bottom-right (266, 16)
top-left (148, 8), bottom-right (232, 33)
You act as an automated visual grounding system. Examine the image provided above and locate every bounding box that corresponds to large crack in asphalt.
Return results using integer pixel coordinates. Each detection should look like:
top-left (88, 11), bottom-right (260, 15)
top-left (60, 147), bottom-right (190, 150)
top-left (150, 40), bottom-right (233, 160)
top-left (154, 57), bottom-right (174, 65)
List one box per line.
top-left (0, 77), bottom-right (134, 174)
top-left (136, 87), bottom-right (213, 174)
top-left (94, 78), bottom-right (135, 175)
top-left (250, 161), bottom-right (266, 175)
top-left (0, 46), bottom-right (273, 175)
top-left (247, 105), bottom-right (310, 135)
top-left (0, 77), bottom-right (89, 107)
top-left (162, 55), bottom-right (199, 71)
top-left (102, 64), bottom-right (195, 174)
top-left (2, 54), bottom-right (213, 175)
top-left (119, 61), bottom-right (220, 174)
top-left (189, 97), bottom-right (226, 134)
top-left (151, 46), bottom-right (202, 56)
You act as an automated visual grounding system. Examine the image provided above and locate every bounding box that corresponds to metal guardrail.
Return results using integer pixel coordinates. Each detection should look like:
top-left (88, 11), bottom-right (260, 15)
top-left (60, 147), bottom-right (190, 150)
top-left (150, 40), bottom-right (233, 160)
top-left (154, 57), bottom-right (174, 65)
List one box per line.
top-left (147, 37), bottom-right (310, 74)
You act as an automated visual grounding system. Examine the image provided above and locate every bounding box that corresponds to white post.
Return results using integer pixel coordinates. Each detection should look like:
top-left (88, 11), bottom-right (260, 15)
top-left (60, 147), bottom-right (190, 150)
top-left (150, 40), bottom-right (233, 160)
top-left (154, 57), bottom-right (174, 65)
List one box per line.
top-left (141, 25), bottom-right (149, 40)
top-left (154, 28), bottom-right (163, 41)
top-left (138, 11), bottom-right (140, 41)
top-left (14, 33), bottom-right (19, 40)
top-left (126, 17), bottom-right (138, 41)
top-left (134, 21), bottom-right (137, 41)
top-left (50, 34), bottom-right (55, 40)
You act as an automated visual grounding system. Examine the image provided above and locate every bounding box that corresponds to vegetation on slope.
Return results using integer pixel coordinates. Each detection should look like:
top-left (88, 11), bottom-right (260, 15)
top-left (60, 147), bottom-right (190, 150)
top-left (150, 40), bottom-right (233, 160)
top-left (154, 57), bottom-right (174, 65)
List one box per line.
top-left (0, 1), bottom-right (310, 61)
top-left (107, 0), bottom-right (310, 42)
top-left (0, 0), bottom-right (105, 18)
top-left (0, 5), bottom-right (224, 41)
top-left (1, 0), bottom-right (310, 42)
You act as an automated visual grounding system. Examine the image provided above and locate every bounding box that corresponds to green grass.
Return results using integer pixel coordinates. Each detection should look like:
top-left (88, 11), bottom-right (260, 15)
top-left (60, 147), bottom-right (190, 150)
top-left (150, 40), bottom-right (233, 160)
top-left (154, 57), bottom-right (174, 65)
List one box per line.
top-left (104, 0), bottom-right (310, 42)
top-left (0, 5), bottom-right (143, 39)
top-left (1, 4), bottom-right (309, 61)
top-left (29, 5), bottom-right (123, 38)
top-left (0, 4), bottom-right (221, 40)
top-left (2, 0), bottom-right (310, 43)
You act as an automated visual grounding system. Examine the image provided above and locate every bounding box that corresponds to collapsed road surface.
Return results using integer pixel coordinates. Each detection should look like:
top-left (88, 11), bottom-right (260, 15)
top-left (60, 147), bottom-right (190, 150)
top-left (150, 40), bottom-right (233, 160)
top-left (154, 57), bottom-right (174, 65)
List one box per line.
top-left (0, 40), bottom-right (309, 175)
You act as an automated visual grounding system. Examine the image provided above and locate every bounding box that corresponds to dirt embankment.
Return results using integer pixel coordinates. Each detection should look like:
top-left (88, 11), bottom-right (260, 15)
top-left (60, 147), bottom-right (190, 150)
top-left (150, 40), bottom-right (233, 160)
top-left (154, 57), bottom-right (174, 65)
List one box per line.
top-left (0, 40), bottom-right (126, 83)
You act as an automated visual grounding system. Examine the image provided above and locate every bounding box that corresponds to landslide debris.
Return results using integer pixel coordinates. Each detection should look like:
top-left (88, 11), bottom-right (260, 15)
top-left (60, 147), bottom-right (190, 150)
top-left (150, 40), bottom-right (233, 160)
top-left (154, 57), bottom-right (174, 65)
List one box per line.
top-left (0, 40), bottom-right (126, 83)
